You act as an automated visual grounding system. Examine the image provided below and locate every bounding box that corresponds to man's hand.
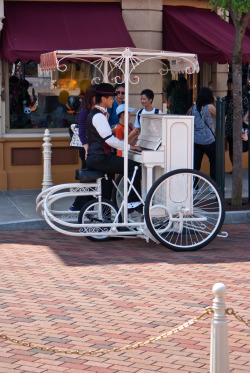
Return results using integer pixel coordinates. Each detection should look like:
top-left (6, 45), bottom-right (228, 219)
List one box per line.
top-left (132, 128), bottom-right (140, 135)
top-left (128, 128), bottom-right (140, 144)
top-left (111, 125), bottom-right (117, 134)
top-left (130, 145), bottom-right (142, 152)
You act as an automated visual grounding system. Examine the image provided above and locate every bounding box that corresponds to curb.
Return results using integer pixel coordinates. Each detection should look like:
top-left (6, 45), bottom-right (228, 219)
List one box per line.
top-left (0, 211), bottom-right (249, 231)
top-left (0, 219), bottom-right (51, 231)
top-left (224, 210), bottom-right (250, 224)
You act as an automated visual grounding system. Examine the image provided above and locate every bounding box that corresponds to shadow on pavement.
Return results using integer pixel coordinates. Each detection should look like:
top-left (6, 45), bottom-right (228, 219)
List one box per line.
top-left (0, 224), bottom-right (249, 267)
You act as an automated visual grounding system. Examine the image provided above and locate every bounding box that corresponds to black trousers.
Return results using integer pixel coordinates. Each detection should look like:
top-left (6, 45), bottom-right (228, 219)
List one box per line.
top-left (86, 153), bottom-right (141, 201)
top-left (78, 147), bottom-right (86, 169)
top-left (194, 141), bottom-right (216, 181)
top-left (72, 147), bottom-right (88, 210)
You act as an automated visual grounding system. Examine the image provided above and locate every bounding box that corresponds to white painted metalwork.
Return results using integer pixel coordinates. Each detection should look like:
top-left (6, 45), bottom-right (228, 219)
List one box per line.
top-left (36, 47), bottom-right (226, 251)
top-left (42, 129), bottom-right (53, 191)
top-left (210, 283), bottom-right (230, 373)
top-left (40, 48), bottom-right (199, 219)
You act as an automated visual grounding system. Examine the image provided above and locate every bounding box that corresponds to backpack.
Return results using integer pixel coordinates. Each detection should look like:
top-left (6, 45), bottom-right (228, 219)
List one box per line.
top-left (138, 108), bottom-right (159, 125)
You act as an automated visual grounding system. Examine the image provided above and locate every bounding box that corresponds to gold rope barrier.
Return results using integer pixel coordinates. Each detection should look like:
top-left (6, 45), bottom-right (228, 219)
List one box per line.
top-left (226, 308), bottom-right (250, 327)
top-left (0, 307), bottom-right (248, 356)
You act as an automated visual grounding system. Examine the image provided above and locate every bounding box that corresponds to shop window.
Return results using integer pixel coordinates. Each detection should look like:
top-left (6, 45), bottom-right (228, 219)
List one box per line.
top-left (8, 60), bottom-right (94, 131)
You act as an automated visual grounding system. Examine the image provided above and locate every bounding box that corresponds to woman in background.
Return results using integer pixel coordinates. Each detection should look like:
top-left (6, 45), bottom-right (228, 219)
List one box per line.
top-left (77, 85), bottom-right (96, 168)
top-left (170, 76), bottom-right (192, 114)
top-left (69, 85), bottom-right (96, 211)
top-left (192, 87), bottom-right (216, 181)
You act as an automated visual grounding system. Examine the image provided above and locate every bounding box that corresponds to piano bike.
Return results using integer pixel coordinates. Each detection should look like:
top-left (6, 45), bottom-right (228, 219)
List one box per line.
top-left (36, 48), bottom-right (226, 251)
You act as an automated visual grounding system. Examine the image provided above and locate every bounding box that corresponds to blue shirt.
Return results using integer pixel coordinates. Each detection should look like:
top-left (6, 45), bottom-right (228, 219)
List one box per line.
top-left (107, 98), bottom-right (124, 127)
top-left (192, 104), bottom-right (215, 145)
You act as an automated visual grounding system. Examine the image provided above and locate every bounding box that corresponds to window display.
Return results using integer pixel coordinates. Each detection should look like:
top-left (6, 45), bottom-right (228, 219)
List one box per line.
top-left (8, 61), bottom-right (93, 130)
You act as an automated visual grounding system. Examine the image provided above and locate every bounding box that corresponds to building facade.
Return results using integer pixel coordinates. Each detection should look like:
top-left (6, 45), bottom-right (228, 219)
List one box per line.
top-left (0, 0), bottom-right (248, 190)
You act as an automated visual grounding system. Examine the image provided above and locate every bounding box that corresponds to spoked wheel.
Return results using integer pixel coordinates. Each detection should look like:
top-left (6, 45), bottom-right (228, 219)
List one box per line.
top-left (112, 174), bottom-right (124, 208)
top-left (144, 169), bottom-right (225, 251)
top-left (78, 198), bottom-right (121, 242)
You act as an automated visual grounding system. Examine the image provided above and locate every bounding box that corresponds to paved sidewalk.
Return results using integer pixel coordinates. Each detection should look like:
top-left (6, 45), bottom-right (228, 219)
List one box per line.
top-left (0, 169), bottom-right (250, 231)
top-left (0, 225), bottom-right (249, 372)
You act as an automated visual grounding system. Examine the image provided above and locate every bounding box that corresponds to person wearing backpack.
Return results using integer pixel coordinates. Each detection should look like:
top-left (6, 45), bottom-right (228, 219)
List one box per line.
top-left (191, 87), bottom-right (216, 181)
top-left (134, 89), bottom-right (162, 128)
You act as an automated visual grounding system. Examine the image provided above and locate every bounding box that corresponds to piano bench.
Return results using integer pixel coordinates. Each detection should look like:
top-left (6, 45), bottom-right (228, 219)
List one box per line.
top-left (75, 169), bottom-right (105, 183)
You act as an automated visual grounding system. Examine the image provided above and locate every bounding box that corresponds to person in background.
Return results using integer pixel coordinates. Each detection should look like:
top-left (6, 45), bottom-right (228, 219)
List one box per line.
top-left (9, 77), bottom-right (36, 128)
top-left (55, 90), bottom-right (70, 128)
top-left (86, 83), bottom-right (142, 207)
top-left (9, 76), bottom-right (24, 128)
top-left (77, 85), bottom-right (97, 168)
top-left (169, 76), bottom-right (192, 114)
top-left (225, 78), bottom-right (249, 168)
top-left (166, 79), bottom-right (178, 113)
top-left (108, 83), bottom-right (125, 129)
top-left (225, 78), bottom-right (233, 167)
top-left (192, 87), bottom-right (216, 181)
top-left (69, 85), bottom-right (96, 212)
top-left (134, 89), bottom-right (162, 128)
top-left (115, 104), bottom-right (140, 157)
top-left (78, 79), bottom-right (92, 102)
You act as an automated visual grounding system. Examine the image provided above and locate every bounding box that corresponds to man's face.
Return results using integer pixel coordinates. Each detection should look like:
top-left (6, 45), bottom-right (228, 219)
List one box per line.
top-left (115, 87), bottom-right (125, 104)
top-left (103, 96), bottom-right (114, 109)
top-left (141, 94), bottom-right (152, 108)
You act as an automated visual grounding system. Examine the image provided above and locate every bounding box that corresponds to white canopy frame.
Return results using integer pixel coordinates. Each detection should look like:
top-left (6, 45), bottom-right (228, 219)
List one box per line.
top-left (41, 47), bottom-right (199, 222)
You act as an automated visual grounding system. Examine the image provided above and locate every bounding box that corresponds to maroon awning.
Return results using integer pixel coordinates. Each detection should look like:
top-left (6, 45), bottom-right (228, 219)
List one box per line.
top-left (1, 1), bottom-right (135, 63)
top-left (163, 6), bottom-right (250, 64)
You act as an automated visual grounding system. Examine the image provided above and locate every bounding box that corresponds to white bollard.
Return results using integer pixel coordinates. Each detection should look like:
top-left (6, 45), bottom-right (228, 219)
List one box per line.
top-left (210, 283), bottom-right (229, 373)
top-left (42, 129), bottom-right (53, 191)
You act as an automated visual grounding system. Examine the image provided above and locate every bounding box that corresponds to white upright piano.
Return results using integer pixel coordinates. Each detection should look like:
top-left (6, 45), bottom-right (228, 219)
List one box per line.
top-left (128, 114), bottom-right (194, 200)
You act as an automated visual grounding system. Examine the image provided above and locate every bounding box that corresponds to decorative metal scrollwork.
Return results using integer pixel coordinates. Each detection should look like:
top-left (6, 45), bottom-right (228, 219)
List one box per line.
top-left (79, 227), bottom-right (109, 234)
top-left (55, 50), bottom-right (198, 87)
top-left (186, 66), bottom-right (194, 74)
top-left (57, 62), bottom-right (68, 72)
top-left (70, 186), bottom-right (98, 193)
top-left (159, 67), bottom-right (169, 76)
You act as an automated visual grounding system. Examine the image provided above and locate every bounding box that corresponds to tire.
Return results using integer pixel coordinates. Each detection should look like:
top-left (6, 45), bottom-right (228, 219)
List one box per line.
top-left (111, 174), bottom-right (124, 208)
top-left (144, 169), bottom-right (225, 251)
top-left (78, 198), bottom-right (121, 242)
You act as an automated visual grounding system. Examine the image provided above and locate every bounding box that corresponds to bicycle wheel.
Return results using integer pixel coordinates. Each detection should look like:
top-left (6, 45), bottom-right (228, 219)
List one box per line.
top-left (144, 169), bottom-right (225, 251)
top-left (78, 198), bottom-right (121, 242)
top-left (111, 174), bottom-right (124, 208)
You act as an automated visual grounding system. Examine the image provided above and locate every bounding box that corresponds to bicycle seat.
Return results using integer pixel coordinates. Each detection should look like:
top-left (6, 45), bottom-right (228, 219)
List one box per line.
top-left (75, 169), bottom-right (105, 183)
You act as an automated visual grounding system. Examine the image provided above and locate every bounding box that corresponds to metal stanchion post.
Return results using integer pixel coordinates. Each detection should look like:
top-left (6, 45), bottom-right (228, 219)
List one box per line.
top-left (42, 129), bottom-right (53, 191)
top-left (210, 283), bottom-right (229, 373)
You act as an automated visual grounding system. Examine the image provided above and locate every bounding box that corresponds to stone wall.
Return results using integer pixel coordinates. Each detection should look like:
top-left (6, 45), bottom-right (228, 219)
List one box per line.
top-left (121, 0), bottom-right (163, 115)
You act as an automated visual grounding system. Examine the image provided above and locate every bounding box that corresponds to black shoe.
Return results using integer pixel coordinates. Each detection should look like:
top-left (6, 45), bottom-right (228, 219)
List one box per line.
top-left (135, 203), bottom-right (144, 214)
top-left (127, 202), bottom-right (143, 214)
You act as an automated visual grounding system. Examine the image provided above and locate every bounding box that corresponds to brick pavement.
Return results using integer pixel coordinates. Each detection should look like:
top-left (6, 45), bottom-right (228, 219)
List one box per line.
top-left (0, 224), bottom-right (249, 373)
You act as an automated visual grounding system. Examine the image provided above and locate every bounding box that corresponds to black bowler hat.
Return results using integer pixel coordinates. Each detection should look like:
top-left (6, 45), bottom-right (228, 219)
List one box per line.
top-left (96, 83), bottom-right (115, 96)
